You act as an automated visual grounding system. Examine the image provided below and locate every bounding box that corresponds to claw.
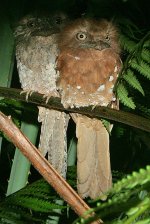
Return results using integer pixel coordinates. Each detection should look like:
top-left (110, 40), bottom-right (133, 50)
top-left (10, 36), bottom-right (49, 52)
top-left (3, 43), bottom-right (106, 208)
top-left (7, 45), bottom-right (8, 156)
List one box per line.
top-left (20, 90), bottom-right (34, 101)
top-left (43, 91), bottom-right (59, 104)
top-left (91, 103), bottom-right (98, 110)
top-left (43, 94), bottom-right (51, 104)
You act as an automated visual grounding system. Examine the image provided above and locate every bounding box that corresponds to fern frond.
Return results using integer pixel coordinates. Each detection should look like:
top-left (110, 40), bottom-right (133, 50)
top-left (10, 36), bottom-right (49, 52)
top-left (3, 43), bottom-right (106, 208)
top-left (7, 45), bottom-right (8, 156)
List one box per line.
top-left (125, 197), bottom-right (150, 224)
top-left (130, 59), bottom-right (150, 80)
top-left (134, 219), bottom-right (150, 224)
top-left (143, 40), bottom-right (150, 48)
top-left (136, 104), bottom-right (150, 118)
top-left (76, 166), bottom-right (150, 224)
top-left (119, 34), bottom-right (136, 53)
top-left (141, 48), bottom-right (150, 63)
top-left (0, 179), bottom-right (65, 223)
top-left (7, 195), bottom-right (64, 213)
top-left (113, 126), bottom-right (126, 138)
top-left (123, 69), bottom-right (144, 95)
top-left (0, 205), bottom-right (44, 224)
top-left (101, 119), bottom-right (112, 134)
top-left (113, 166), bottom-right (150, 192)
top-left (117, 83), bottom-right (136, 109)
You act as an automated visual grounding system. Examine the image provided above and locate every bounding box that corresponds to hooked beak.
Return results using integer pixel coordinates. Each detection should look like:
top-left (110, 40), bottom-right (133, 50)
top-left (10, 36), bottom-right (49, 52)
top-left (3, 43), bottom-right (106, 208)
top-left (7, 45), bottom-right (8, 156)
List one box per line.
top-left (32, 27), bottom-right (60, 37)
top-left (95, 40), bottom-right (110, 50)
top-left (80, 40), bottom-right (110, 50)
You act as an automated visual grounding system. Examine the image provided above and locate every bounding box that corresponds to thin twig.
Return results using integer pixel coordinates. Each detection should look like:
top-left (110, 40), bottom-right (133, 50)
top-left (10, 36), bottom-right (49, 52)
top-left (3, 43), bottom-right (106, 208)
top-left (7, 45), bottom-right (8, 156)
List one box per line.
top-left (0, 111), bottom-right (102, 224)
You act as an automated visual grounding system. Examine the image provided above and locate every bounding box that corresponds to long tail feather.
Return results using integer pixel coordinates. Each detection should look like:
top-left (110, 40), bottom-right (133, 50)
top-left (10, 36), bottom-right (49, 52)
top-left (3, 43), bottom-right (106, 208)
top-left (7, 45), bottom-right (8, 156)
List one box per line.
top-left (38, 107), bottom-right (69, 178)
top-left (72, 114), bottom-right (112, 199)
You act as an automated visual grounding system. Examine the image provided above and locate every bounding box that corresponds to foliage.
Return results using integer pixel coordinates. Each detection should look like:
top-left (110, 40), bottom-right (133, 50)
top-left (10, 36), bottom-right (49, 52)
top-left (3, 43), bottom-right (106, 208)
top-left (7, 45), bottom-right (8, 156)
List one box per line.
top-left (116, 21), bottom-right (150, 110)
top-left (0, 179), bottom-right (66, 224)
top-left (75, 166), bottom-right (150, 223)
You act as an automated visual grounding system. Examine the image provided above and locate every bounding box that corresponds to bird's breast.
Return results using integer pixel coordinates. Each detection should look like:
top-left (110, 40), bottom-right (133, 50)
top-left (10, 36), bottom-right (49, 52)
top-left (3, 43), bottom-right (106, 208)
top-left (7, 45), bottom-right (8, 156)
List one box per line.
top-left (57, 48), bottom-right (122, 108)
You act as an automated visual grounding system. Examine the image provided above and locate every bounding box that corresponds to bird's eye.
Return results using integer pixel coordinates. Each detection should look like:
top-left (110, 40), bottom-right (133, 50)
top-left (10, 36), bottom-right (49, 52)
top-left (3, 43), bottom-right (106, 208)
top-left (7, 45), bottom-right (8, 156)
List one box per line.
top-left (27, 21), bottom-right (35, 28)
top-left (55, 17), bottom-right (62, 24)
top-left (76, 32), bottom-right (87, 40)
top-left (105, 35), bottom-right (110, 41)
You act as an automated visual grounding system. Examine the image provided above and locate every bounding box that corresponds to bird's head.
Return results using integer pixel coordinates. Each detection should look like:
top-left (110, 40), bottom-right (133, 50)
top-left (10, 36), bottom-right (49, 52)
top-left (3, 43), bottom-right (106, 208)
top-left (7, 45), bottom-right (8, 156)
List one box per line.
top-left (58, 18), bottom-right (120, 53)
top-left (14, 12), bottom-right (68, 42)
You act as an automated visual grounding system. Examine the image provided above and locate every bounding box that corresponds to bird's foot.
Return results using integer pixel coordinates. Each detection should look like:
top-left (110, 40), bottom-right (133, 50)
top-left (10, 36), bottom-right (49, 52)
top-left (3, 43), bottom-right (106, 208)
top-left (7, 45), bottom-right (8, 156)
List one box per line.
top-left (91, 103), bottom-right (98, 110)
top-left (43, 91), bottom-right (60, 104)
top-left (20, 90), bottom-right (35, 101)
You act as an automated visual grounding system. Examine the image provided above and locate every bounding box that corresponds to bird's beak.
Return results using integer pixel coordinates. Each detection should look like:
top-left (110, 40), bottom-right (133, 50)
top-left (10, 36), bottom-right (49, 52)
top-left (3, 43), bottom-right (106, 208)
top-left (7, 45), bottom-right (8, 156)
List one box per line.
top-left (80, 40), bottom-right (110, 50)
top-left (95, 40), bottom-right (110, 50)
top-left (32, 27), bottom-right (60, 37)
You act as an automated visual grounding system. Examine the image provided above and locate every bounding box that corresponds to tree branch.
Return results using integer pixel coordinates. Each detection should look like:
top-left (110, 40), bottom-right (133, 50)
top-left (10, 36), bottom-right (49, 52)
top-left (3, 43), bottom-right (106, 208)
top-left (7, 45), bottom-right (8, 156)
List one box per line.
top-left (0, 111), bottom-right (101, 224)
top-left (0, 87), bottom-right (150, 132)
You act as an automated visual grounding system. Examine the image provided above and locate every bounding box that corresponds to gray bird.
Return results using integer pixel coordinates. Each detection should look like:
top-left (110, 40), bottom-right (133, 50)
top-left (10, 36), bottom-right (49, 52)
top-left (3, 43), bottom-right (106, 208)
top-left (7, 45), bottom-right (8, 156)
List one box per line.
top-left (14, 12), bottom-right (69, 178)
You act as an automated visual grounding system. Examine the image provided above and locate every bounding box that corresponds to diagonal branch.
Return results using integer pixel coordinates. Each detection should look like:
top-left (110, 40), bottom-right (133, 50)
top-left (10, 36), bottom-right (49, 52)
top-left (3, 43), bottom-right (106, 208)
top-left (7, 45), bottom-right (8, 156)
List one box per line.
top-left (0, 111), bottom-right (101, 224)
top-left (0, 87), bottom-right (150, 132)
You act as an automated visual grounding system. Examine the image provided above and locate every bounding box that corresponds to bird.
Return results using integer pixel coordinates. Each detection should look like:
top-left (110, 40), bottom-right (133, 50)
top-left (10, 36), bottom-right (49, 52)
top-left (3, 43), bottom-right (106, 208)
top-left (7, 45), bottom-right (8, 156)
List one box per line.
top-left (14, 11), bottom-right (69, 178)
top-left (56, 18), bottom-right (122, 199)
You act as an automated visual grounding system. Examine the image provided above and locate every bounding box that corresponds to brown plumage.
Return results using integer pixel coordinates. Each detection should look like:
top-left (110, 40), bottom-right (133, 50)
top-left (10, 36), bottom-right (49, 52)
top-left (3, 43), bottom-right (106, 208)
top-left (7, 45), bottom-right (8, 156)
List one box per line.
top-left (57, 18), bottom-right (122, 199)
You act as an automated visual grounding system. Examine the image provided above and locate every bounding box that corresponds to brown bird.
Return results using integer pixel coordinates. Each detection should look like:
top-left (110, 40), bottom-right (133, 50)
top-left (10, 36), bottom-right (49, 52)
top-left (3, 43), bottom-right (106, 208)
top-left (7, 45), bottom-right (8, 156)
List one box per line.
top-left (57, 18), bottom-right (122, 199)
top-left (14, 12), bottom-right (69, 178)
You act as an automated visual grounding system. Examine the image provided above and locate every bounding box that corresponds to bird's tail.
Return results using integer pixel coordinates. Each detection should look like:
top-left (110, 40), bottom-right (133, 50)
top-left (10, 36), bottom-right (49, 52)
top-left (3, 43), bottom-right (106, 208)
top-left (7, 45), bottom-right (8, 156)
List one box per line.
top-left (71, 114), bottom-right (112, 199)
top-left (38, 107), bottom-right (69, 178)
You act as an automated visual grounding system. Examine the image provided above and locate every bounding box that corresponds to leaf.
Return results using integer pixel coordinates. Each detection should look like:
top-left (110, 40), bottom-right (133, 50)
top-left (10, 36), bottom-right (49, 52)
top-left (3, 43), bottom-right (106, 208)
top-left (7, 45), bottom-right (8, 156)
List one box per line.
top-left (143, 40), bottom-right (150, 49)
top-left (0, 179), bottom-right (66, 224)
top-left (101, 119), bottom-right (112, 134)
top-left (123, 69), bottom-right (144, 95)
top-left (76, 166), bottom-right (150, 224)
top-left (136, 103), bottom-right (150, 118)
top-left (141, 48), bottom-right (150, 63)
top-left (130, 59), bottom-right (150, 80)
top-left (119, 34), bottom-right (136, 53)
top-left (117, 83), bottom-right (136, 109)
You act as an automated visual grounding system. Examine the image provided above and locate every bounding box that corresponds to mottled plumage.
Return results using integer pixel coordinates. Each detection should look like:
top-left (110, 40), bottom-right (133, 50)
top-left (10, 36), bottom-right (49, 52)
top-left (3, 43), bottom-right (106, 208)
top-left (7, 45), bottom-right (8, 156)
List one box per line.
top-left (15, 12), bottom-right (69, 178)
top-left (57, 18), bottom-right (122, 198)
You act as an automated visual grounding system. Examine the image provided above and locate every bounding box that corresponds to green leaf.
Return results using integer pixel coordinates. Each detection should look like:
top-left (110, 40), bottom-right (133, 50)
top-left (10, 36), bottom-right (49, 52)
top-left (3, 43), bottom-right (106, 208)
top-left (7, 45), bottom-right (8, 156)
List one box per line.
top-left (134, 219), bottom-right (150, 224)
top-left (113, 166), bottom-right (150, 193)
top-left (117, 83), bottom-right (136, 109)
top-left (143, 40), bottom-right (150, 48)
top-left (136, 103), bottom-right (150, 118)
top-left (119, 34), bottom-right (136, 53)
top-left (0, 179), bottom-right (66, 223)
top-left (130, 59), bottom-right (150, 80)
top-left (141, 48), bottom-right (150, 63)
top-left (123, 69), bottom-right (144, 95)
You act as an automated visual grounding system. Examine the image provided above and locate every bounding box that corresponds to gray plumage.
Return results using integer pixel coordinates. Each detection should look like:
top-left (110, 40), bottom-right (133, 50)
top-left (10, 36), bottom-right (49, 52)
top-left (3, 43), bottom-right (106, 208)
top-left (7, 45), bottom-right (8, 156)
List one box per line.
top-left (14, 12), bottom-right (69, 178)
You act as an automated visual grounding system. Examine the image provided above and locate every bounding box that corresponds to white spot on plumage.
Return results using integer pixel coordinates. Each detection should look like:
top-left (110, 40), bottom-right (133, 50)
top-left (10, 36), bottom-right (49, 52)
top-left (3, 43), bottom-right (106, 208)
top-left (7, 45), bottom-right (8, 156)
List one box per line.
top-left (114, 65), bottom-right (118, 72)
top-left (112, 97), bottom-right (116, 101)
top-left (108, 85), bottom-right (114, 93)
top-left (109, 75), bottom-right (114, 81)
top-left (97, 84), bottom-right (105, 92)
top-left (75, 56), bottom-right (80, 60)
top-left (77, 85), bottom-right (81, 89)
